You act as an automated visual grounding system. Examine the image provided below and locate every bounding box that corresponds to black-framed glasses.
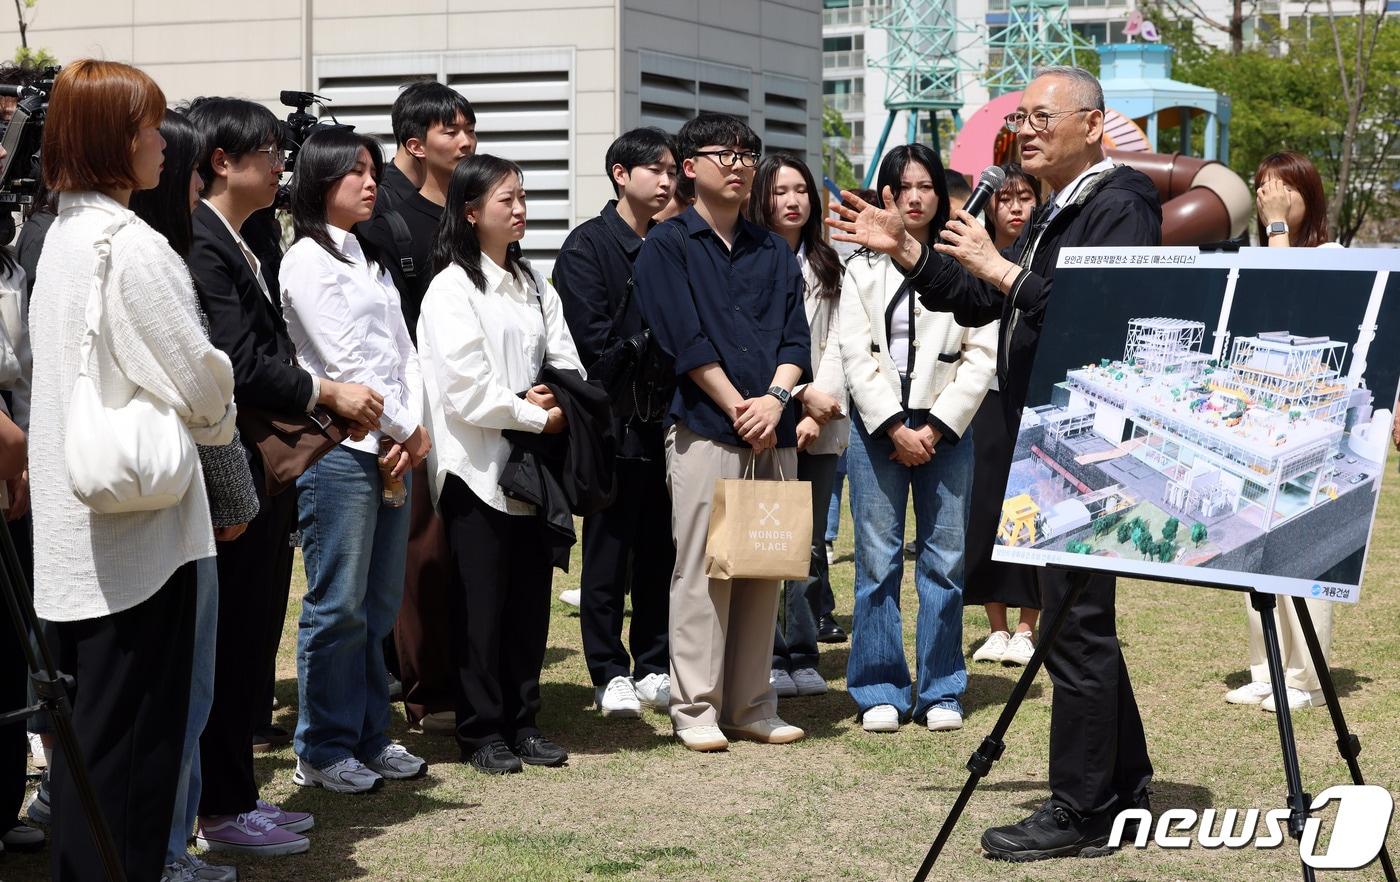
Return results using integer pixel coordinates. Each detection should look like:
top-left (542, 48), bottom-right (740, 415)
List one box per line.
top-left (1003, 108), bottom-right (1096, 134)
top-left (694, 149), bottom-right (760, 169)
top-left (251, 144), bottom-right (289, 167)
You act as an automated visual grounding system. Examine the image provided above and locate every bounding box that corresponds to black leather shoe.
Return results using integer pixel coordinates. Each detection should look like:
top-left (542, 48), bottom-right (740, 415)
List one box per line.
top-left (467, 741), bottom-right (522, 775)
top-left (251, 724), bottom-right (291, 753)
top-left (816, 614), bottom-right (847, 644)
top-left (980, 801), bottom-right (1118, 861)
top-left (514, 735), bottom-right (569, 767)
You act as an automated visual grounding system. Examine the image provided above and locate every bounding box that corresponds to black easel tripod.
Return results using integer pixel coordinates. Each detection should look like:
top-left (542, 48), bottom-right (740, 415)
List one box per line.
top-left (0, 520), bottom-right (127, 882)
top-left (912, 568), bottom-right (1398, 882)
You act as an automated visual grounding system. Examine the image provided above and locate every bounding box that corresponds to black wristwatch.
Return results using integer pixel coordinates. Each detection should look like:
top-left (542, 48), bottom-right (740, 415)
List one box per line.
top-left (765, 385), bottom-right (792, 407)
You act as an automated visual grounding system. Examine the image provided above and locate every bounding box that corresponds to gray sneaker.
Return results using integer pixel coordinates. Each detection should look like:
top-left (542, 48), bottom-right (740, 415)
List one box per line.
top-left (770, 668), bottom-right (798, 698)
top-left (790, 667), bottom-right (828, 696)
top-left (364, 743), bottom-right (427, 780)
top-left (25, 773), bottom-right (50, 825)
top-left (177, 851), bottom-right (238, 882)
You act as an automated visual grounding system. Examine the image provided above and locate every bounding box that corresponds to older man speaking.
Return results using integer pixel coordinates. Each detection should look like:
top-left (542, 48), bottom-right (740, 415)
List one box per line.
top-left (829, 66), bottom-right (1161, 862)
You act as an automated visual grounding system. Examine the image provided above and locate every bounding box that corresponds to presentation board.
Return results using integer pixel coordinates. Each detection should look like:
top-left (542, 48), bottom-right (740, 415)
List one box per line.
top-left (990, 247), bottom-right (1400, 604)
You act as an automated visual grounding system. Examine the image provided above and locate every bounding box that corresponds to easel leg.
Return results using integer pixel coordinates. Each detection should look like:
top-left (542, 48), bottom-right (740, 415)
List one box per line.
top-left (911, 569), bottom-right (1092, 882)
top-left (1251, 590), bottom-right (1317, 882)
top-left (1291, 596), bottom-right (1398, 882)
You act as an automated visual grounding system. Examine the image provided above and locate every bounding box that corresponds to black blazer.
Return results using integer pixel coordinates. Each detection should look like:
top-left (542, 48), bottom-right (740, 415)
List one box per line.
top-left (189, 202), bottom-right (312, 414)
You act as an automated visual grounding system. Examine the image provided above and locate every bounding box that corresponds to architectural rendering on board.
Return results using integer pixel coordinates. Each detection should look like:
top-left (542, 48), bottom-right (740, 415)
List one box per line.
top-left (994, 267), bottom-right (1394, 590)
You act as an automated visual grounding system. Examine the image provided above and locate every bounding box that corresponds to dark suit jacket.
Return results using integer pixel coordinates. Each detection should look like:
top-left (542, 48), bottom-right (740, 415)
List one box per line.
top-left (189, 201), bottom-right (312, 414)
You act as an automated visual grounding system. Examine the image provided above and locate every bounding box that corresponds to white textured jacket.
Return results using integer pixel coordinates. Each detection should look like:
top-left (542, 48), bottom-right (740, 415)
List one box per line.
top-left (838, 249), bottom-right (995, 441)
top-left (794, 257), bottom-right (849, 456)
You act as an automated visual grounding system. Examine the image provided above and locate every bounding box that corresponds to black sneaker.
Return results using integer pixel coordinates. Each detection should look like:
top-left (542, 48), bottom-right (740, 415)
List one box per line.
top-left (514, 736), bottom-right (568, 767)
top-left (816, 614), bottom-right (847, 644)
top-left (251, 725), bottom-right (292, 754)
top-left (467, 741), bottom-right (522, 775)
top-left (980, 801), bottom-right (1118, 861)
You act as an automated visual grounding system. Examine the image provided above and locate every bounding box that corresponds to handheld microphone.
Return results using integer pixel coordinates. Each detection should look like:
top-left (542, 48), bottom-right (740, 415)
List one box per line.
top-left (957, 165), bottom-right (1008, 222)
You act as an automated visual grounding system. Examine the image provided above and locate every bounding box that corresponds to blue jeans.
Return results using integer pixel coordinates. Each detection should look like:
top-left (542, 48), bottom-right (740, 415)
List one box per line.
top-left (845, 414), bottom-right (972, 720)
top-left (167, 556), bottom-right (218, 862)
top-left (825, 452), bottom-right (846, 543)
top-left (294, 445), bottom-right (411, 768)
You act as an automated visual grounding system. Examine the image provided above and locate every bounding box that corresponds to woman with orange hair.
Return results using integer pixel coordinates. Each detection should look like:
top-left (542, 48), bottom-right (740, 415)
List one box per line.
top-left (1224, 151), bottom-right (1338, 715)
top-left (28, 60), bottom-right (236, 881)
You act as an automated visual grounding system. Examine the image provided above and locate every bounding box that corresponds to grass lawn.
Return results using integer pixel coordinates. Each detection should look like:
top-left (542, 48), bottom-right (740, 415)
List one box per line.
top-left (14, 456), bottom-right (1400, 881)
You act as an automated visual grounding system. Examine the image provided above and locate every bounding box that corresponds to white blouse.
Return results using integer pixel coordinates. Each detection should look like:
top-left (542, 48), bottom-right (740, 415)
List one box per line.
top-left (417, 256), bottom-right (584, 515)
top-left (30, 192), bottom-right (236, 622)
top-left (279, 227), bottom-right (422, 455)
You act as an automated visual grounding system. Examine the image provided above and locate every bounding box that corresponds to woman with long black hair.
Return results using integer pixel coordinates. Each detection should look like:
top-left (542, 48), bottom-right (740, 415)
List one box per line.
top-left (746, 153), bottom-right (847, 698)
top-left (418, 154), bottom-right (583, 775)
top-left (836, 143), bottom-right (996, 735)
top-left (279, 127), bottom-right (430, 793)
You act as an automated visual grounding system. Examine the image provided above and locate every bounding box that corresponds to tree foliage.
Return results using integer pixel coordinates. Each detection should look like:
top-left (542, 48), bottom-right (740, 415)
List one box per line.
top-left (821, 104), bottom-right (861, 193)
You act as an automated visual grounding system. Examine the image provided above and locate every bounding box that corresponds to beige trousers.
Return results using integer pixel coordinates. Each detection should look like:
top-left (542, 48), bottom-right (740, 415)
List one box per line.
top-left (1246, 594), bottom-right (1334, 695)
top-left (665, 422), bottom-right (798, 731)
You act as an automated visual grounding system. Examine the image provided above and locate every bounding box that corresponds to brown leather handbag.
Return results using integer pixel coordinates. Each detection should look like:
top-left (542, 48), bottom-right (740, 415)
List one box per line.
top-left (238, 405), bottom-right (351, 496)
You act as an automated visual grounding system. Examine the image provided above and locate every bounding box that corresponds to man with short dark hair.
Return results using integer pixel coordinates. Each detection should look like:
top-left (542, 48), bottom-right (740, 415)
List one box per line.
top-left (944, 169), bottom-right (973, 213)
top-left (555, 127), bottom-right (678, 719)
top-left (635, 112), bottom-right (812, 752)
top-left (829, 65), bottom-right (1159, 861)
top-left (358, 80), bottom-right (475, 738)
top-left (362, 81), bottom-right (476, 334)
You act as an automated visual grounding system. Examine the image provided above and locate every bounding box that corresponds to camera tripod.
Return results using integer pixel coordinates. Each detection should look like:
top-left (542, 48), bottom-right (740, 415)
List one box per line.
top-left (912, 568), bottom-right (1397, 882)
top-left (0, 520), bottom-right (126, 882)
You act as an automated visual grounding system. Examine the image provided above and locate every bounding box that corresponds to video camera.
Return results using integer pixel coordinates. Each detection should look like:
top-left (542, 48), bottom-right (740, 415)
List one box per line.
top-left (0, 66), bottom-right (60, 210)
top-left (275, 90), bottom-right (353, 208)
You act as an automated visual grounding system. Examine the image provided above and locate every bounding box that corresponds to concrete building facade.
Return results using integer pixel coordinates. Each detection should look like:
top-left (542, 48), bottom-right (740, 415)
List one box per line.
top-left (1, 0), bottom-right (822, 270)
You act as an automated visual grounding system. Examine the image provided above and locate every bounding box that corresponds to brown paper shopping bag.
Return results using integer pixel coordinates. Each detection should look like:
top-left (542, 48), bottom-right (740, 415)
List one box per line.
top-left (704, 454), bottom-right (811, 581)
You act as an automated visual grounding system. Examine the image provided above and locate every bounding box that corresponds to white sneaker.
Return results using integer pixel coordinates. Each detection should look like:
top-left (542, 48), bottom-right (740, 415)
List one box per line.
top-left (791, 667), bottom-right (827, 696)
top-left (1225, 680), bottom-right (1273, 705)
top-left (676, 724), bottom-right (729, 752)
top-left (825, 541), bottom-right (835, 564)
top-left (293, 755), bottom-right (383, 794)
top-left (364, 742), bottom-right (427, 780)
top-left (175, 852), bottom-right (238, 882)
top-left (770, 668), bottom-right (798, 698)
top-left (596, 675), bottom-right (642, 718)
top-left (559, 588), bottom-right (581, 608)
top-left (161, 863), bottom-right (195, 882)
top-left (1261, 686), bottom-right (1323, 713)
top-left (972, 631), bottom-right (1010, 663)
top-left (925, 707), bottom-right (964, 732)
top-left (862, 704), bottom-right (901, 733)
top-left (1002, 631), bottom-right (1035, 666)
top-left (634, 672), bottom-right (671, 709)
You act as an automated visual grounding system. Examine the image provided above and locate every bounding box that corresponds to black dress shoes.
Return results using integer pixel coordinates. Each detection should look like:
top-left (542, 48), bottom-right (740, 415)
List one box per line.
top-left (816, 614), bottom-right (847, 644)
top-left (514, 735), bottom-right (569, 767)
top-left (980, 800), bottom-right (1119, 861)
top-left (467, 741), bottom-right (522, 775)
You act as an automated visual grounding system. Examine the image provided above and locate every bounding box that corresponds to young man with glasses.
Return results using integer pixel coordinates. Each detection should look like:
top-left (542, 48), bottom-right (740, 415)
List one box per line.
top-left (829, 65), bottom-right (1161, 861)
top-left (187, 96), bottom-right (381, 857)
top-left (634, 112), bottom-right (812, 752)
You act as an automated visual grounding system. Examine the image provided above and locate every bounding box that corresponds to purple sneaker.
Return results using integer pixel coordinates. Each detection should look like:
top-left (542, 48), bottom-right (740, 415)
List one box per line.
top-left (196, 811), bottom-right (309, 856)
top-left (254, 799), bottom-right (315, 834)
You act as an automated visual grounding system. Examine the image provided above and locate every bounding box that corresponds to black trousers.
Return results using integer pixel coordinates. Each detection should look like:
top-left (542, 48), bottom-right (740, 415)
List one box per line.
top-left (773, 451), bottom-right (839, 671)
top-left (578, 457), bottom-right (673, 688)
top-left (1, 518), bottom-right (30, 828)
top-left (51, 563), bottom-right (196, 882)
top-left (1041, 568), bottom-right (1153, 816)
top-left (440, 475), bottom-right (553, 754)
top-left (199, 471), bottom-right (297, 816)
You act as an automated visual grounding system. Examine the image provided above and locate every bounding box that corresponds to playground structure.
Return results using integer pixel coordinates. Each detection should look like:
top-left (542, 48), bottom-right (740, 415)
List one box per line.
top-left (998, 494), bottom-right (1041, 546)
